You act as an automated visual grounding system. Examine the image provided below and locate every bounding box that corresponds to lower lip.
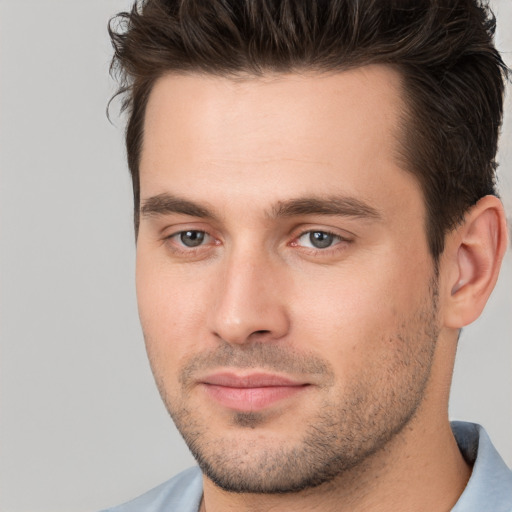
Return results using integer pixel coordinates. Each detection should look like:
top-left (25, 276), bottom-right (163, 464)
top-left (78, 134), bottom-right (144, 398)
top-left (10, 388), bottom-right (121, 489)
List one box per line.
top-left (202, 384), bottom-right (308, 412)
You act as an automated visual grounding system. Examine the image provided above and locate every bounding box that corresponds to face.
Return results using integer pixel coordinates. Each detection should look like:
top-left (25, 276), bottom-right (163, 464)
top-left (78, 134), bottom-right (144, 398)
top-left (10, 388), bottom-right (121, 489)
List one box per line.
top-left (136, 67), bottom-right (440, 493)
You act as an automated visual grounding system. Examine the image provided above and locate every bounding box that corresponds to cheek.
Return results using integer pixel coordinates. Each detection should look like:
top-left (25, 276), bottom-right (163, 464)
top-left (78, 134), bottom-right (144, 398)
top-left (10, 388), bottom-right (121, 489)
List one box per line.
top-left (288, 255), bottom-right (431, 370)
top-left (136, 250), bottom-right (211, 366)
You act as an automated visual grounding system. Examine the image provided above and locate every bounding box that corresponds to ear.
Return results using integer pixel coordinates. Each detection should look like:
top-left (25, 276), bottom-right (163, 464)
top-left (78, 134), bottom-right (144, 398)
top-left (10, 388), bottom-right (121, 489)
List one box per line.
top-left (442, 195), bottom-right (508, 329)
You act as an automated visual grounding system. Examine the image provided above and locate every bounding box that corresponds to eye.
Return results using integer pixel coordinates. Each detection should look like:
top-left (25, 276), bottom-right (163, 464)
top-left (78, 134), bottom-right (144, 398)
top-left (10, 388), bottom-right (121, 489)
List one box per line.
top-left (296, 230), bottom-right (342, 249)
top-left (174, 230), bottom-right (210, 247)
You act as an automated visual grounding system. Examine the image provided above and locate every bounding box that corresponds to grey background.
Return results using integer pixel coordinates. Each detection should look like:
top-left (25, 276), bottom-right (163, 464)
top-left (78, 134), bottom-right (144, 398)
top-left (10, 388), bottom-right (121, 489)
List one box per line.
top-left (0, 1), bottom-right (510, 511)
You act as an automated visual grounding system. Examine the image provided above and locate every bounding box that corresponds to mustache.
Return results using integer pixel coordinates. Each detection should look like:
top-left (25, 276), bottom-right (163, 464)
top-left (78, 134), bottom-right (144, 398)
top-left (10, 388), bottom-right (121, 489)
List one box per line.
top-left (179, 342), bottom-right (334, 387)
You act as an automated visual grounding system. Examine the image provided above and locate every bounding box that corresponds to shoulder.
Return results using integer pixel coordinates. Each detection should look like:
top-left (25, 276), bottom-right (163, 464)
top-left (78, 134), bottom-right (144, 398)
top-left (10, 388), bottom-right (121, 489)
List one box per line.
top-left (100, 466), bottom-right (203, 512)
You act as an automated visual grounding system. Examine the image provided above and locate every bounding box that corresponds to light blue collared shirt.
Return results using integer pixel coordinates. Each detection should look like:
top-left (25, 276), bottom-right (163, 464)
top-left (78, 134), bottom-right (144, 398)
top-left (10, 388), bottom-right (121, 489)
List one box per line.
top-left (102, 421), bottom-right (512, 512)
top-left (451, 422), bottom-right (512, 511)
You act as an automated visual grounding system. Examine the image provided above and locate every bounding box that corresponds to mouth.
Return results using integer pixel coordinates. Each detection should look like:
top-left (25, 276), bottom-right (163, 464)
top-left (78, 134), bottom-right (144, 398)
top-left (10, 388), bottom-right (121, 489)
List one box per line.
top-left (199, 372), bottom-right (311, 412)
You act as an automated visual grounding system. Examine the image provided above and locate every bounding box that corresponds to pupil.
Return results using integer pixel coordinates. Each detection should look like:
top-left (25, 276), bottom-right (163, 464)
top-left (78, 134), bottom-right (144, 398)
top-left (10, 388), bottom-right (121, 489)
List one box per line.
top-left (310, 231), bottom-right (333, 249)
top-left (180, 231), bottom-right (205, 247)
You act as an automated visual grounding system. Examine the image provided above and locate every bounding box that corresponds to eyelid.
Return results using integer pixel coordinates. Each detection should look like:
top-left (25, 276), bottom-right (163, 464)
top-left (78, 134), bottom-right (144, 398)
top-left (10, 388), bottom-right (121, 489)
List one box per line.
top-left (290, 224), bottom-right (354, 241)
top-left (295, 230), bottom-right (341, 246)
top-left (160, 220), bottom-right (218, 240)
top-left (298, 229), bottom-right (341, 242)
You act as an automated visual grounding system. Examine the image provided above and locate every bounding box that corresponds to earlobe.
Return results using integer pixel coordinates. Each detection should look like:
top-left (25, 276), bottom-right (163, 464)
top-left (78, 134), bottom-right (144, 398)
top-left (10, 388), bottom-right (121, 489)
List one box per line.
top-left (443, 196), bottom-right (508, 329)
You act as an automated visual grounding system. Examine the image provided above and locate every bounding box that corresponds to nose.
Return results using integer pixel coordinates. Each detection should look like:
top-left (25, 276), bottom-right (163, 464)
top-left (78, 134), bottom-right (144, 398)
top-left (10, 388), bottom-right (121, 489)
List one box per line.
top-left (208, 249), bottom-right (290, 345)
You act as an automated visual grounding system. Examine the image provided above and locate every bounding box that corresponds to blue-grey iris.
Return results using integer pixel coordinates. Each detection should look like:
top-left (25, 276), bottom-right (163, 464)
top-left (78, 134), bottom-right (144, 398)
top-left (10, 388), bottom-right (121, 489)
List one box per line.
top-left (180, 231), bottom-right (205, 247)
top-left (310, 231), bottom-right (334, 249)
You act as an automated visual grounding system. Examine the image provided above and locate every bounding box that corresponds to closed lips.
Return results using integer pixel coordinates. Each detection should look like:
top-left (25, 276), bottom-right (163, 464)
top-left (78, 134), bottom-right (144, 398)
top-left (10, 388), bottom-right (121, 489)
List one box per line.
top-left (200, 372), bottom-right (311, 412)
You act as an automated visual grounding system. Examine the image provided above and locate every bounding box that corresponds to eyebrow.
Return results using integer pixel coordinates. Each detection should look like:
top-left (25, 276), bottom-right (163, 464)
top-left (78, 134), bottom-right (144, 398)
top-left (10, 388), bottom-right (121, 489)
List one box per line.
top-left (140, 193), bottom-right (381, 222)
top-left (270, 196), bottom-right (381, 220)
top-left (140, 193), bottom-right (217, 220)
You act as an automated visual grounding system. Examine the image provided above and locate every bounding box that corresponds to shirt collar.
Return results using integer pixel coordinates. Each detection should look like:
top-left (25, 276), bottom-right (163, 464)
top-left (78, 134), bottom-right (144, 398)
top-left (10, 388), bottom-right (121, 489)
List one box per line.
top-left (451, 421), bottom-right (512, 511)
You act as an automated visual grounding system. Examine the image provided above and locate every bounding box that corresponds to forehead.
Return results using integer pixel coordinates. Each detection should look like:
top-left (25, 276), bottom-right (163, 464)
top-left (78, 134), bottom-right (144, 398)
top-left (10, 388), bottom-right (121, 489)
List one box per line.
top-left (142, 66), bottom-right (405, 159)
top-left (140, 66), bottom-right (417, 215)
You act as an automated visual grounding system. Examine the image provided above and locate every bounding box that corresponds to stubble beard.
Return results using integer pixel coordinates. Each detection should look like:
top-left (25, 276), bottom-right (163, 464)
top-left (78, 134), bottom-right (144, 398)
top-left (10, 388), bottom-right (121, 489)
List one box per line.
top-left (148, 279), bottom-right (440, 494)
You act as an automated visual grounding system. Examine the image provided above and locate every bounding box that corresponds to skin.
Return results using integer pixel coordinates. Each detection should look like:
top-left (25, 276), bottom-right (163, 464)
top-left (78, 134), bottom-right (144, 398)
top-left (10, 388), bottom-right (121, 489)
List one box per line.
top-left (136, 66), bottom-right (507, 511)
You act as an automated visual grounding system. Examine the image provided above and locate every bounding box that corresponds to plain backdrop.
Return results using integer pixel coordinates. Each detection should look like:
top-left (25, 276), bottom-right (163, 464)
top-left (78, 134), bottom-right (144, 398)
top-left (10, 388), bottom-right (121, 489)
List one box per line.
top-left (0, 1), bottom-right (510, 511)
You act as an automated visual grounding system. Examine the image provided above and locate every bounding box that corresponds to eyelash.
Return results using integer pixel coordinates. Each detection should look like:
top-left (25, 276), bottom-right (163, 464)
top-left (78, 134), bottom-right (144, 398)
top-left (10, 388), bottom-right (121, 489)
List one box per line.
top-left (163, 228), bottom-right (352, 257)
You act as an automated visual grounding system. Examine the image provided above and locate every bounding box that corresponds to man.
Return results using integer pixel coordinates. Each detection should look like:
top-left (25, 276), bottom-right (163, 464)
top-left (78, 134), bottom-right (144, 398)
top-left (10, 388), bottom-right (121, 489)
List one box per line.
top-left (104, 0), bottom-right (512, 510)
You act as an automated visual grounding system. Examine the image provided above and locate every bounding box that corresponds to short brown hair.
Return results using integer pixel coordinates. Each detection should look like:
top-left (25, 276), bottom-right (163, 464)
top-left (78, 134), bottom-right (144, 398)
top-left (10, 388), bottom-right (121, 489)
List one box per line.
top-left (109, 0), bottom-right (508, 259)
